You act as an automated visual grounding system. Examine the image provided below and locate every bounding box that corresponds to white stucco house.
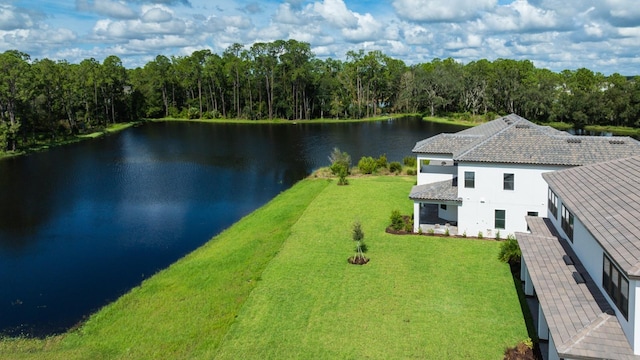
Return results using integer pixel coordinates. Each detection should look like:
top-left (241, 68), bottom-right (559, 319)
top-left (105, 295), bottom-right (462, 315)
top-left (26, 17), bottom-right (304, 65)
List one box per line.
top-left (409, 114), bottom-right (640, 237)
top-left (517, 156), bottom-right (640, 360)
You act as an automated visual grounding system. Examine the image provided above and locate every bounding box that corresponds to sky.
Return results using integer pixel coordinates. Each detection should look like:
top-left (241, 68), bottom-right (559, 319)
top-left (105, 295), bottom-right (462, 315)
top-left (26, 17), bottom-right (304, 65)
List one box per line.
top-left (1, 0), bottom-right (640, 75)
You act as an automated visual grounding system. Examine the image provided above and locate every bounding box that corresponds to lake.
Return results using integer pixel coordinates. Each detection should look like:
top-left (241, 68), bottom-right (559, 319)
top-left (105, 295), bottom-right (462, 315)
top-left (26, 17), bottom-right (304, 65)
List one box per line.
top-left (0, 117), bottom-right (465, 337)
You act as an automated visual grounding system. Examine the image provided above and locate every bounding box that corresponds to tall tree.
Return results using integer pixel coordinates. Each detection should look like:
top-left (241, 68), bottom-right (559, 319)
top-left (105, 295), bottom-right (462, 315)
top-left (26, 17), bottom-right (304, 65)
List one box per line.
top-left (0, 50), bottom-right (31, 151)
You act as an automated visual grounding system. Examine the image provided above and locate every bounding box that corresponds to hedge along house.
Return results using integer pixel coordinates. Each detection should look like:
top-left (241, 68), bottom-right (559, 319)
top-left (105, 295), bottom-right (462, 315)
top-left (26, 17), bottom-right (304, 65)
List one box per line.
top-left (517, 156), bottom-right (640, 360)
top-left (409, 114), bottom-right (640, 237)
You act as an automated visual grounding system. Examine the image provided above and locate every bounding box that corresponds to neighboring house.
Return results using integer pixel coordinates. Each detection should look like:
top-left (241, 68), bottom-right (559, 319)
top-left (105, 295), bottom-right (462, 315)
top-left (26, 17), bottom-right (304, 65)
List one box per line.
top-left (517, 156), bottom-right (640, 360)
top-left (409, 114), bottom-right (640, 237)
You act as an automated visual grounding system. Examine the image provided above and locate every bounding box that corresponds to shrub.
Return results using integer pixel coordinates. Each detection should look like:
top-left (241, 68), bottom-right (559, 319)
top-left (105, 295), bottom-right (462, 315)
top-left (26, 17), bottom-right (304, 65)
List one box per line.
top-left (331, 163), bottom-right (349, 185)
top-left (496, 230), bottom-right (501, 240)
top-left (329, 147), bottom-right (351, 185)
top-left (498, 235), bottom-right (521, 265)
top-left (390, 210), bottom-right (404, 231)
top-left (462, 230), bottom-right (467, 238)
top-left (358, 156), bottom-right (378, 174)
top-left (503, 338), bottom-right (535, 360)
top-left (376, 154), bottom-right (388, 169)
top-left (427, 228), bottom-right (435, 235)
top-left (477, 231), bottom-right (483, 239)
top-left (349, 221), bottom-right (369, 265)
top-left (389, 161), bottom-right (402, 173)
top-left (403, 217), bottom-right (414, 233)
top-left (444, 228), bottom-right (450, 237)
top-left (406, 168), bottom-right (416, 176)
top-left (403, 156), bottom-right (416, 167)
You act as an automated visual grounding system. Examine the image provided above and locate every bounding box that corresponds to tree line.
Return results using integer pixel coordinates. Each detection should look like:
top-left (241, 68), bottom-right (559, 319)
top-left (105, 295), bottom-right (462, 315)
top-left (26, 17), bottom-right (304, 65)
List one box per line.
top-left (1, 39), bottom-right (639, 152)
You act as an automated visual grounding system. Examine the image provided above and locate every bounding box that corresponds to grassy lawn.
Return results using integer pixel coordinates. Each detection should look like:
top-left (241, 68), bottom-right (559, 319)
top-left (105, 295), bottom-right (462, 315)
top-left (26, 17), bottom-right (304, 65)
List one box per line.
top-left (584, 124), bottom-right (639, 137)
top-left (151, 114), bottom-right (417, 125)
top-left (0, 176), bottom-right (527, 359)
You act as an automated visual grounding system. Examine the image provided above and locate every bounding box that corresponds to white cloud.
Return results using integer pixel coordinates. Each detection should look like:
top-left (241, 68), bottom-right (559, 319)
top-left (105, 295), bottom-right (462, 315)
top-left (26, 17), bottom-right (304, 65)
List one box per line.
top-left (392, 0), bottom-right (496, 22)
top-left (92, 17), bottom-right (189, 40)
top-left (604, 0), bottom-right (640, 26)
top-left (77, 0), bottom-right (138, 19)
top-left (203, 15), bottom-right (252, 33)
top-left (342, 13), bottom-right (382, 42)
top-left (273, 3), bottom-right (308, 25)
top-left (478, 0), bottom-right (560, 33)
top-left (141, 6), bottom-right (173, 23)
top-left (0, 4), bottom-right (34, 30)
top-left (313, 0), bottom-right (358, 28)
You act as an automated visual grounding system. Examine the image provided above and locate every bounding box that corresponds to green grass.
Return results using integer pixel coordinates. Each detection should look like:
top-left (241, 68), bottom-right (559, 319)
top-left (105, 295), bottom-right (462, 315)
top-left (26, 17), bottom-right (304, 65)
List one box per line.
top-left (423, 115), bottom-right (479, 127)
top-left (0, 176), bottom-right (528, 359)
top-left (150, 114), bottom-right (416, 125)
top-left (584, 124), bottom-right (639, 137)
top-left (544, 121), bottom-right (573, 131)
top-left (78, 122), bottom-right (138, 139)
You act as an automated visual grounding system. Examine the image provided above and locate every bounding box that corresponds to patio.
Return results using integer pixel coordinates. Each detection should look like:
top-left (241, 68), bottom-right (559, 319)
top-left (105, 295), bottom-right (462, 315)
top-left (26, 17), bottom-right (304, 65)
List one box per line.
top-left (418, 203), bottom-right (458, 235)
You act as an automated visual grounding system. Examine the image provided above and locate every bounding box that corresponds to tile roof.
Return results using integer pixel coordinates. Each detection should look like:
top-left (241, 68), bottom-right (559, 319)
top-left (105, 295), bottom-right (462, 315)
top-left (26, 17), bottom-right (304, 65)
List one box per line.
top-left (517, 217), bottom-right (639, 359)
top-left (409, 179), bottom-right (461, 202)
top-left (412, 114), bottom-right (640, 166)
top-left (543, 156), bottom-right (640, 278)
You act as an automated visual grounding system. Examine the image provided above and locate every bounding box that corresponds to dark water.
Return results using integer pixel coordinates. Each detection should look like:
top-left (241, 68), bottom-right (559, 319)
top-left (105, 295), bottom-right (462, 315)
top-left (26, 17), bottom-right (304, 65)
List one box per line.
top-left (0, 118), bottom-right (464, 337)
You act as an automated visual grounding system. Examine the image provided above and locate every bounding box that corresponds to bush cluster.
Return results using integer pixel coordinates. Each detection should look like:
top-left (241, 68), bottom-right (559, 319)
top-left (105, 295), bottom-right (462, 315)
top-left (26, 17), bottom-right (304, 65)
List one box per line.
top-left (390, 210), bottom-right (404, 231)
top-left (389, 161), bottom-right (402, 173)
top-left (357, 154), bottom-right (388, 174)
top-left (498, 235), bottom-right (521, 265)
top-left (403, 156), bottom-right (416, 167)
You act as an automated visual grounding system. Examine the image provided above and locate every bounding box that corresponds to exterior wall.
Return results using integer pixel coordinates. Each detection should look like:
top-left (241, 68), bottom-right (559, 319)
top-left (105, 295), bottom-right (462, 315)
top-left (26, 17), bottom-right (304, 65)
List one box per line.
top-left (416, 154), bottom-right (456, 185)
top-left (413, 202), bottom-right (420, 232)
top-left (548, 196), bottom-right (638, 354)
top-left (456, 162), bottom-right (564, 237)
top-left (548, 334), bottom-right (560, 360)
top-left (437, 204), bottom-right (458, 222)
top-left (634, 281), bottom-right (640, 355)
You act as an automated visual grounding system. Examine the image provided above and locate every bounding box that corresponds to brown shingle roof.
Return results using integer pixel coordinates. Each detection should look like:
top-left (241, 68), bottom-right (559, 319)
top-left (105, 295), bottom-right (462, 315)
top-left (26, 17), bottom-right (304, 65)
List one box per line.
top-left (543, 156), bottom-right (640, 278)
top-left (412, 114), bottom-right (640, 166)
top-left (517, 217), bottom-right (639, 359)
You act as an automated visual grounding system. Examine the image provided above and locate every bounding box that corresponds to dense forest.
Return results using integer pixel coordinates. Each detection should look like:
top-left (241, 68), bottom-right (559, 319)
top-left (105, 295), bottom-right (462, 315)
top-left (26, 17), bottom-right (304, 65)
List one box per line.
top-left (1, 39), bottom-right (639, 153)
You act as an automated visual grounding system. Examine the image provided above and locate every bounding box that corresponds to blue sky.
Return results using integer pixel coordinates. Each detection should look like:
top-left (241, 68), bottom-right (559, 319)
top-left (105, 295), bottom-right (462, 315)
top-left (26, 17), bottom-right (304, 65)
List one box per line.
top-left (2, 0), bottom-right (640, 74)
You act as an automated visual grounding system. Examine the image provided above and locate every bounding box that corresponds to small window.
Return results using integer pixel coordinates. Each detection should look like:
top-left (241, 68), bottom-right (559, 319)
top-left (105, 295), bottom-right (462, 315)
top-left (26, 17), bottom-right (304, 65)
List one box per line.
top-left (503, 173), bottom-right (514, 190)
top-left (527, 211), bottom-right (538, 217)
top-left (548, 188), bottom-right (558, 219)
top-left (440, 204), bottom-right (447, 210)
top-left (464, 171), bottom-right (475, 188)
top-left (561, 204), bottom-right (574, 241)
top-left (419, 159), bottom-right (430, 173)
top-left (603, 254), bottom-right (629, 319)
top-left (495, 209), bottom-right (506, 229)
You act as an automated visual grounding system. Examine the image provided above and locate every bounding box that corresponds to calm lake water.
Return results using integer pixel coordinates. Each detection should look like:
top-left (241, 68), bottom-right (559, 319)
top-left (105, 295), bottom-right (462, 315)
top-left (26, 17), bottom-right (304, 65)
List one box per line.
top-left (0, 117), bottom-right (465, 337)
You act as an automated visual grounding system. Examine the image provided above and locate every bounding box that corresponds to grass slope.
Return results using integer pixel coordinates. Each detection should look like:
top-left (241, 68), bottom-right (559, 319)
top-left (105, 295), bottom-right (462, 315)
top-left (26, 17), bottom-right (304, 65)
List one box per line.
top-left (1, 176), bottom-right (527, 359)
top-left (214, 176), bottom-right (527, 359)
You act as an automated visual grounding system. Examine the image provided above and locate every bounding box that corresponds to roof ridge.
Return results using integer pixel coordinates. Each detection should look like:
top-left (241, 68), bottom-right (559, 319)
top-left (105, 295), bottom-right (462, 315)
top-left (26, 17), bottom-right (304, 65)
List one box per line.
top-left (455, 114), bottom-right (528, 159)
top-left (557, 312), bottom-right (614, 354)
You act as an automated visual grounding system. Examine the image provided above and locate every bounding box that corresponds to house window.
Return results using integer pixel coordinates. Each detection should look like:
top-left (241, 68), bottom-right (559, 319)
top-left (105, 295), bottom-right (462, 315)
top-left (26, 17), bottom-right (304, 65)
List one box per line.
top-left (495, 209), bottom-right (506, 229)
top-left (603, 254), bottom-right (629, 319)
top-left (440, 204), bottom-right (447, 210)
top-left (548, 188), bottom-right (558, 219)
top-left (561, 204), bottom-right (574, 242)
top-left (464, 171), bottom-right (475, 188)
top-left (419, 159), bottom-right (430, 173)
top-left (503, 173), bottom-right (514, 190)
